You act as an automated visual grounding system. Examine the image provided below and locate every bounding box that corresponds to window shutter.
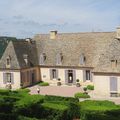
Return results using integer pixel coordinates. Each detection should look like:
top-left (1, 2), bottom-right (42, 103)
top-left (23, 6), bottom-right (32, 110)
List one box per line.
top-left (65, 70), bottom-right (68, 84)
top-left (50, 69), bottom-right (53, 80)
top-left (110, 77), bottom-right (117, 91)
top-left (3, 73), bottom-right (6, 84)
top-left (83, 70), bottom-right (86, 82)
top-left (90, 71), bottom-right (93, 82)
top-left (56, 69), bottom-right (58, 79)
top-left (11, 73), bottom-right (14, 84)
top-left (73, 70), bottom-right (76, 84)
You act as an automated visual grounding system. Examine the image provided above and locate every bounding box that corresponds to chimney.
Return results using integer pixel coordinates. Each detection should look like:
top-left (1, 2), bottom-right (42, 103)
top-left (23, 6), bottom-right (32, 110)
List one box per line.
top-left (116, 27), bottom-right (120, 39)
top-left (50, 30), bottom-right (57, 40)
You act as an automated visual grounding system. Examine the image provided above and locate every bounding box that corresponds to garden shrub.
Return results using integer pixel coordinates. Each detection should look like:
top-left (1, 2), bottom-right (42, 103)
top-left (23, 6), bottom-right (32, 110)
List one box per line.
top-left (79, 100), bottom-right (120, 120)
top-left (74, 92), bottom-right (90, 99)
top-left (18, 116), bottom-right (39, 120)
top-left (87, 85), bottom-right (94, 90)
top-left (0, 89), bottom-right (10, 95)
top-left (0, 113), bottom-right (17, 120)
top-left (44, 95), bottom-right (79, 103)
top-left (39, 82), bottom-right (49, 86)
top-left (66, 102), bottom-right (80, 120)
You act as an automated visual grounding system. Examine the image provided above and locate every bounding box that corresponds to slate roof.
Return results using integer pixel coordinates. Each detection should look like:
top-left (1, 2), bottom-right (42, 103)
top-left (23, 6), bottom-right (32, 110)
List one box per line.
top-left (0, 37), bottom-right (16, 59)
top-left (1, 31), bottom-right (120, 73)
top-left (0, 41), bottom-right (38, 69)
top-left (34, 32), bottom-right (117, 71)
top-left (13, 41), bottom-right (38, 68)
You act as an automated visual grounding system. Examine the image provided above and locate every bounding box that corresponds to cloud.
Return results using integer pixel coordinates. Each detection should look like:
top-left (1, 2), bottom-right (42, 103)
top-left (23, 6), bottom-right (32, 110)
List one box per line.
top-left (0, 0), bottom-right (120, 38)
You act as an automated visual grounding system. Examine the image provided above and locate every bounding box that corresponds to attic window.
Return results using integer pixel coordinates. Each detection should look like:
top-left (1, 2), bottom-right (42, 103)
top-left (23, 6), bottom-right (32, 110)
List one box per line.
top-left (39, 53), bottom-right (46, 65)
top-left (6, 56), bottom-right (11, 66)
top-left (111, 60), bottom-right (117, 69)
top-left (23, 54), bottom-right (28, 64)
top-left (80, 53), bottom-right (86, 65)
top-left (56, 53), bottom-right (63, 65)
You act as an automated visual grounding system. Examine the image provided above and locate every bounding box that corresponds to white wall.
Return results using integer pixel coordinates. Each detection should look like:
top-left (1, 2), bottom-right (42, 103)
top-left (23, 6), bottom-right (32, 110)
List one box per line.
top-left (94, 74), bottom-right (120, 96)
top-left (40, 68), bottom-right (91, 84)
top-left (0, 71), bottom-right (21, 90)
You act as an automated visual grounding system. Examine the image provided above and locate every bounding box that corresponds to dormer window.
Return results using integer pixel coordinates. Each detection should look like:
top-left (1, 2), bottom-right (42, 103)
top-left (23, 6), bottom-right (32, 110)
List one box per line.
top-left (111, 60), bottom-right (117, 69)
top-left (39, 53), bottom-right (46, 65)
top-left (80, 53), bottom-right (86, 65)
top-left (23, 54), bottom-right (28, 65)
top-left (56, 53), bottom-right (63, 65)
top-left (6, 58), bottom-right (10, 65)
top-left (6, 56), bottom-right (11, 68)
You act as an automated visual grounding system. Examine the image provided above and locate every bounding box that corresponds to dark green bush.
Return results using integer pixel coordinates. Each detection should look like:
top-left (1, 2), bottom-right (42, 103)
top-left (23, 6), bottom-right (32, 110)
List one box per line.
top-left (18, 116), bottom-right (39, 120)
top-left (74, 92), bottom-right (90, 98)
top-left (87, 85), bottom-right (94, 90)
top-left (0, 113), bottom-right (17, 120)
top-left (66, 102), bottom-right (80, 120)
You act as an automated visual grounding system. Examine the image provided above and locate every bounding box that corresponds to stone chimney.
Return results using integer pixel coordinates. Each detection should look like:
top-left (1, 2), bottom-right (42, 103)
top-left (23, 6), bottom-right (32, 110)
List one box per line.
top-left (116, 27), bottom-right (120, 39)
top-left (50, 30), bottom-right (57, 40)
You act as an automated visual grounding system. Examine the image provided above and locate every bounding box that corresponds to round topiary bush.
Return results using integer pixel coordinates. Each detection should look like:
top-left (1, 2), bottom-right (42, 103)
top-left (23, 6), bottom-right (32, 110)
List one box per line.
top-left (87, 85), bottom-right (94, 90)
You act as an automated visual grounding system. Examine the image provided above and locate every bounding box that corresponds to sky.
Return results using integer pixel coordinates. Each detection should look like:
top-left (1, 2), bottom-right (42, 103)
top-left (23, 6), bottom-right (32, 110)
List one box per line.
top-left (0, 0), bottom-right (120, 38)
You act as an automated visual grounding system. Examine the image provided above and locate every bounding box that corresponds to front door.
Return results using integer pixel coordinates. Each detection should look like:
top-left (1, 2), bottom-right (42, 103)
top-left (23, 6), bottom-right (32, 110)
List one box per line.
top-left (65, 70), bottom-right (76, 84)
top-left (68, 70), bottom-right (73, 83)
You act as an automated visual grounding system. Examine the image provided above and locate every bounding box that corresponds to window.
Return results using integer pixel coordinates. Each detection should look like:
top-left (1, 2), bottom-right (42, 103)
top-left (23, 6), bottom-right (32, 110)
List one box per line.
top-left (23, 54), bottom-right (28, 64)
top-left (50, 69), bottom-right (58, 79)
top-left (6, 56), bottom-right (11, 66)
top-left (80, 53), bottom-right (86, 65)
top-left (6, 73), bottom-right (12, 83)
top-left (52, 69), bottom-right (57, 79)
top-left (56, 53), bottom-right (63, 65)
top-left (86, 70), bottom-right (91, 80)
top-left (111, 60), bottom-right (117, 69)
top-left (39, 53), bottom-right (46, 65)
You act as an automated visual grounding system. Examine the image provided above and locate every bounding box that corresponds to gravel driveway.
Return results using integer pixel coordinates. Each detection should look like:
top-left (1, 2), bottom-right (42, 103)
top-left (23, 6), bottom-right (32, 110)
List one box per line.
top-left (28, 85), bottom-right (83, 97)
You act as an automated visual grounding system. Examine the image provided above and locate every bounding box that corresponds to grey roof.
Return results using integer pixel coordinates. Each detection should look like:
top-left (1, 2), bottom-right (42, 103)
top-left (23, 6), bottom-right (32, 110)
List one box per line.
top-left (1, 31), bottom-right (120, 73)
top-left (0, 41), bottom-right (38, 69)
top-left (34, 32), bottom-right (117, 70)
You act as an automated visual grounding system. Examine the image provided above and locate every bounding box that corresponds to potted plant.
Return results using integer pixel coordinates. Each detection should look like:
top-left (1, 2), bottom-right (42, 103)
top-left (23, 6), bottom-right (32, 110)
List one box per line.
top-left (57, 78), bottom-right (61, 86)
top-left (83, 87), bottom-right (88, 94)
top-left (76, 79), bottom-right (80, 87)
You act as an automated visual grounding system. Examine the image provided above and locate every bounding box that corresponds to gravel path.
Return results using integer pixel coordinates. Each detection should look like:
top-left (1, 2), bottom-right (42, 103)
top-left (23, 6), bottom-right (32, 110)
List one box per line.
top-left (28, 85), bottom-right (83, 97)
top-left (28, 85), bottom-right (120, 104)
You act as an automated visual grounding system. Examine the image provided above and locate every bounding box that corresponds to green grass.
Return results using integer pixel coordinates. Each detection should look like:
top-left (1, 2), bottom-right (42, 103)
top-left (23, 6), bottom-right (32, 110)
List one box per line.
top-left (74, 92), bottom-right (90, 99)
top-left (79, 100), bottom-right (120, 111)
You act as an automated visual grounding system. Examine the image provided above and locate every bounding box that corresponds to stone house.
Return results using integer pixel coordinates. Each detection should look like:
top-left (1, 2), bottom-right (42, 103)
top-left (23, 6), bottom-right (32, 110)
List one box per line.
top-left (0, 41), bottom-right (40, 89)
top-left (0, 27), bottom-right (120, 97)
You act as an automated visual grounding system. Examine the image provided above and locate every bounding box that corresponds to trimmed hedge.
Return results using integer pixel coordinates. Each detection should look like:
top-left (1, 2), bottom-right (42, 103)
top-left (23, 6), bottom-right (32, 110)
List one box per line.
top-left (79, 100), bottom-right (120, 120)
top-left (39, 82), bottom-right (49, 86)
top-left (74, 92), bottom-right (90, 99)
top-left (87, 85), bottom-right (94, 90)
top-left (44, 95), bottom-right (79, 103)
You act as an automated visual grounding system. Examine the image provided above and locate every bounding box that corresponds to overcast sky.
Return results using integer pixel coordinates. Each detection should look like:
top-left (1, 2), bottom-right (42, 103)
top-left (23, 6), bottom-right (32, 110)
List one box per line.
top-left (0, 0), bottom-right (120, 38)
